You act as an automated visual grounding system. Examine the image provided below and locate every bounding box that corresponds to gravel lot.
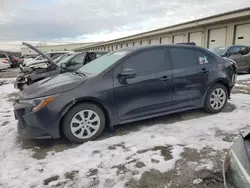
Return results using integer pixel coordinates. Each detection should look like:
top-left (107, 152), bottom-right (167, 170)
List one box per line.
top-left (0, 70), bottom-right (250, 188)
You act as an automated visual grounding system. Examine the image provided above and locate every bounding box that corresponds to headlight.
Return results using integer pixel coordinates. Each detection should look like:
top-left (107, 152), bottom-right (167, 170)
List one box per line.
top-left (19, 95), bottom-right (56, 111)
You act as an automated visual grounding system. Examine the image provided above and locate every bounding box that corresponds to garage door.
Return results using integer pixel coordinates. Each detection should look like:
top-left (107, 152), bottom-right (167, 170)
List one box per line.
top-left (141, 40), bottom-right (148, 45)
top-left (127, 43), bottom-right (133, 47)
top-left (208, 27), bottom-right (227, 48)
top-left (189, 32), bottom-right (203, 46)
top-left (235, 23), bottom-right (250, 45)
top-left (134, 41), bottom-right (140, 46)
top-left (173, 35), bottom-right (184, 44)
top-left (160, 36), bottom-right (170, 44)
top-left (150, 38), bottom-right (159, 45)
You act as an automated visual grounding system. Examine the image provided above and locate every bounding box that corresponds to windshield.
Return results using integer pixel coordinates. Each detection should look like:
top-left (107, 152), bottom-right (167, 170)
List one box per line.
top-left (208, 46), bottom-right (228, 56)
top-left (54, 53), bottom-right (74, 64)
top-left (57, 54), bottom-right (76, 65)
top-left (78, 51), bottom-right (129, 74)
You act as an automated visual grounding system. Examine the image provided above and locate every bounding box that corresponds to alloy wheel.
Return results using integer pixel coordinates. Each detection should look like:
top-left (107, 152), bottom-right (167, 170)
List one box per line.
top-left (209, 88), bottom-right (226, 110)
top-left (70, 109), bottom-right (100, 139)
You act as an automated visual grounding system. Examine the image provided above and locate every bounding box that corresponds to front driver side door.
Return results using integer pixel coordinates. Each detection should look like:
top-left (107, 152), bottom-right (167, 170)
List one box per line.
top-left (113, 47), bottom-right (173, 121)
top-left (66, 53), bottom-right (87, 71)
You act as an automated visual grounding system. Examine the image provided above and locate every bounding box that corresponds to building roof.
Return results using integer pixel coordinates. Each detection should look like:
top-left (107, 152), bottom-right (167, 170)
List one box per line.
top-left (20, 42), bottom-right (99, 50)
top-left (84, 7), bottom-right (250, 49)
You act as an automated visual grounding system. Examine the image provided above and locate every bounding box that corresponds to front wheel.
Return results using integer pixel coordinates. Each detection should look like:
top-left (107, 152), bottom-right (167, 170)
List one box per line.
top-left (204, 84), bottom-right (228, 113)
top-left (62, 103), bottom-right (106, 144)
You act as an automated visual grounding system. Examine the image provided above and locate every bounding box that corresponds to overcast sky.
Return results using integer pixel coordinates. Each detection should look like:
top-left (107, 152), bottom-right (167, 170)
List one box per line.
top-left (0, 0), bottom-right (250, 51)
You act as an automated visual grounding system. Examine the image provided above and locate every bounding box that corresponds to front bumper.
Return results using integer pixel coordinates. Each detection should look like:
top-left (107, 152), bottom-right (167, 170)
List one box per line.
top-left (14, 101), bottom-right (61, 139)
top-left (14, 76), bottom-right (28, 90)
top-left (223, 136), bottom-right (250, 188)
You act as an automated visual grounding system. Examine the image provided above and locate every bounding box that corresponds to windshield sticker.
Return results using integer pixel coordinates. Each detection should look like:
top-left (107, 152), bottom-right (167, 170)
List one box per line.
top-left (199, 56), bottom-right (208, 64)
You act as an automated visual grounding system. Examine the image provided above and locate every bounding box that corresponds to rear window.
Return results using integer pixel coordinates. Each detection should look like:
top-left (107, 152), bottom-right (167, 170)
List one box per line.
top-left (170, 48), bottom-right (197, 69)
top-left (0, 54), bottom-right (7, 58)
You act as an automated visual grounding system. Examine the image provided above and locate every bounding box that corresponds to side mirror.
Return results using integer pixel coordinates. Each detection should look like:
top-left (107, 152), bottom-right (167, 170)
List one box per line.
top-left (224, 51), bottom-right (230, 57)
top-left (118, 68), bottom-right (136, 84)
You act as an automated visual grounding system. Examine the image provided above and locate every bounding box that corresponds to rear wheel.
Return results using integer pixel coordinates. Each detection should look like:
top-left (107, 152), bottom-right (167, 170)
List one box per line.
top-left (204, 84), bottom-right (228, 113)
top-left (62, 103), bottom-right (105, 144)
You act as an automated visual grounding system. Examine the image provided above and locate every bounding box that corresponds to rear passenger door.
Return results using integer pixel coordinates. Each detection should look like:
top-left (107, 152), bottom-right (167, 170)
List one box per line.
top-left (170, 47), bottom-right (211, 109)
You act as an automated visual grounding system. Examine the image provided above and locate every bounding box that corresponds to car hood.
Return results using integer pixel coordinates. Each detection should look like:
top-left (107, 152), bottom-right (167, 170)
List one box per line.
top-left (20, 73), bottom-right (87, 99)
top-left (22, 42), bottom-right (57, 67)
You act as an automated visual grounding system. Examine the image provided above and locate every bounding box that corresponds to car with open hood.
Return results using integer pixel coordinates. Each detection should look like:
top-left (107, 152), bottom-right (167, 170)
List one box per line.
top-left (14, 42), bottom-right (108, 90)
top-left (14, 44), bottom-right (237, 144)
top-left (21, 51), bottom-right (73, 67)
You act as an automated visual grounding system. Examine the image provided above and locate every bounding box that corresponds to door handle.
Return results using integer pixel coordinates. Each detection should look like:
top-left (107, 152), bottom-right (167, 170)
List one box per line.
top-left (160, 76), bottom-right (169, 81)
top-left (200, 68), bottom-right (208, 73)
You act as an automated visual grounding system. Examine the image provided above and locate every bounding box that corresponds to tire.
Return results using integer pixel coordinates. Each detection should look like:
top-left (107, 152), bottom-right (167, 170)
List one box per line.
top-left (248, 67), bottom-right (250, 74)
top-left (62, 103), bottom-right (106, 144)
top-left (204, 83), bottom-right (228, 113)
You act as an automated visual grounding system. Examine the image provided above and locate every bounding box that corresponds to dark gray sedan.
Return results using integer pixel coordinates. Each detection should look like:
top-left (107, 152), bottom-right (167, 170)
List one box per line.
top-left (14, 44), bottom-right (236, 143)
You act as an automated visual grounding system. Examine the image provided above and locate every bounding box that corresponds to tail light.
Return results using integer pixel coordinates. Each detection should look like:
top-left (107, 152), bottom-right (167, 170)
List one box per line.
top-left (2, 58), bottom-right (9, 64)
top-left (12, 58), bottom-right (17, 62)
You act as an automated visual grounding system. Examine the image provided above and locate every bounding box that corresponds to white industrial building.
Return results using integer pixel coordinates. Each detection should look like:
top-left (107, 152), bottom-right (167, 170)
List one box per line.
top-left (21, 42), bottom-right (97, 55)
top-left (79, 7), bottom-right (250, 52)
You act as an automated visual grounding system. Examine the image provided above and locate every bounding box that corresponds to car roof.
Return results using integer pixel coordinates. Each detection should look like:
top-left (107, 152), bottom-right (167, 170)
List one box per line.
top-left (45, 51), bottom-right (74, 54)
top-left (116, 44), bottom-right (207, 53)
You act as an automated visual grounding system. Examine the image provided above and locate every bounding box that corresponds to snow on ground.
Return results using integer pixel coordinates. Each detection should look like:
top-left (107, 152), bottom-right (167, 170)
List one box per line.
top-left (237, 74), bottom-right (250, 81)
top-left (235, 83), bottom-right (249, 88)
top-left (0, 80), bottom-right (250, 188)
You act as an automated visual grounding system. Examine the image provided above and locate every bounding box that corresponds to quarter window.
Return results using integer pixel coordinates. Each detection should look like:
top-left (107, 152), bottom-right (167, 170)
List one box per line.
top-left (196, 51), bottom-right (212, 65)
top-left (170, 48), bottom-right (197, 69)
top-left (123, 48), bottom-right (167, 75)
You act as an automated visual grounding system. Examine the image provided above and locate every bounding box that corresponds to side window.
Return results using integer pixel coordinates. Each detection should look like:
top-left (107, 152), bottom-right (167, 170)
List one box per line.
top-left (170, 48), bottom-right (197, 69)
top-left (196, 51), bottom-right (212, 65)
top-left (228, 46), bottom-right (241, 55)
top-left (241, 46), bottom-right (250, 55)
top-left (122, 48), bottom-right (167, 75)
top-left (69, 53), bottom-right (86, 66)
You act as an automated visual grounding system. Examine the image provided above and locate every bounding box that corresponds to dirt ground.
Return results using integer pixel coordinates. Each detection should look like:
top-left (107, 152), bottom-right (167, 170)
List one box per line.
top-left (2, 70), bottom-right (250, 188)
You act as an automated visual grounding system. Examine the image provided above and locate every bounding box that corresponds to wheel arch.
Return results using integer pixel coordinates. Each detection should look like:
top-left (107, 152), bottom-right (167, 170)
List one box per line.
top-left (203, 78), bottom-right (230, 103)
top-left (58, 97), bottom-right (111, 137)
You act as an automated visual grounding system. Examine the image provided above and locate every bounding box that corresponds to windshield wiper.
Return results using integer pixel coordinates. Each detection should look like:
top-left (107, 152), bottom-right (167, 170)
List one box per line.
top-left (71, 70), bottom-right (86, 77)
